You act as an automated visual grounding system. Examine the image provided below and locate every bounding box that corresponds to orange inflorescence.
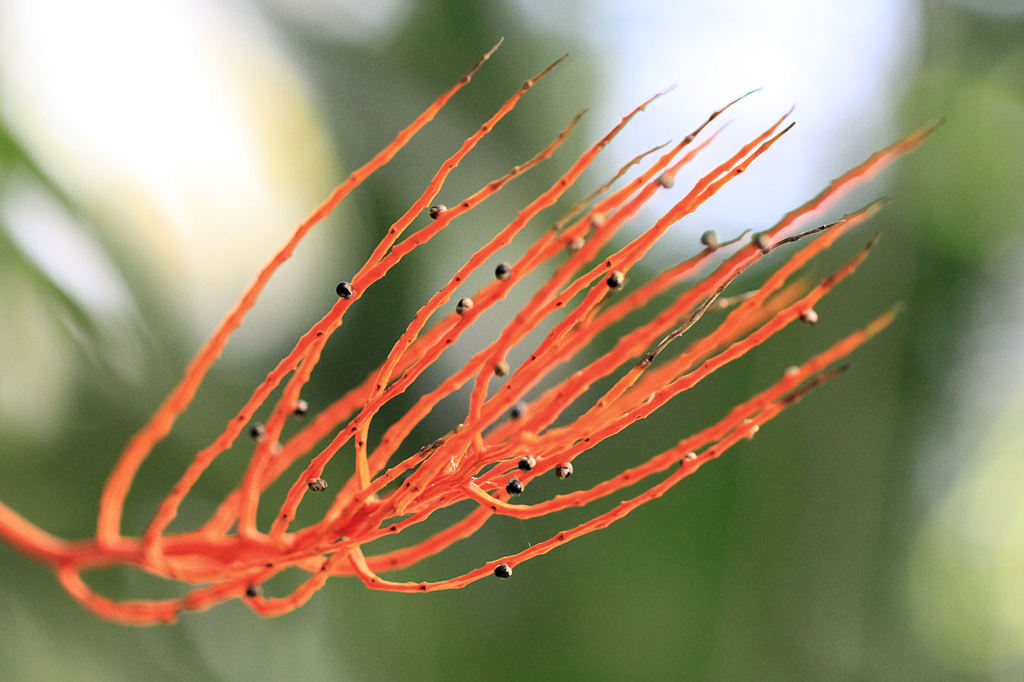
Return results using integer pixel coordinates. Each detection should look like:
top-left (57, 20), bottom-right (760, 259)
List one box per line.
top-left (0, 42), bottom-right (937, 624)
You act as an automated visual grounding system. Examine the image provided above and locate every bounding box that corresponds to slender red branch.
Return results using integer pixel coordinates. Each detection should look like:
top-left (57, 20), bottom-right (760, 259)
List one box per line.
top-left (0, 50), bottom-right (937, 624)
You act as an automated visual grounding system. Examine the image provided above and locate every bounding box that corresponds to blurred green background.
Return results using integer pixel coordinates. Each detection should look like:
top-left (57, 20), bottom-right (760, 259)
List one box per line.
top-left (1, 0), bottom-right (1022, 679)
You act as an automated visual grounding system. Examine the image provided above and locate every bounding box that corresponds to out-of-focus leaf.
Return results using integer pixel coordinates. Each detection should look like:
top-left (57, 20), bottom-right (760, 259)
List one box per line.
top-left (0, 220), bottom-right (98, 337)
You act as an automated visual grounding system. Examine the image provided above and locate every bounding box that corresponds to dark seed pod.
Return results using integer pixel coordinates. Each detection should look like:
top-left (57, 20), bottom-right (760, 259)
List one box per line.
top-left (510, 401), bottom-right (527, 420)
top-left (293, 399), bottom-right (309, 417)
top-left (517, 455), bottom-right (536, 471)
top-left (250, 422), bottom-right (266, 442)
top-left (245, 585), bottom-right (260, 598)
top-left (606, 270), bottom-right (625, 289)
top-left (494, 563), bottom-right (513, 579)
top-left (506, 478), bottom-right (524, 496)
top-left (700, 230), bottom-right (719, 250)
top-left (494, 262), bottom-right (511, 280)
top-left (336, 281), bottom-right (354, 299)
top-left (307, 477), bottom-right (328, 492)
top-left (428, 204), bottom-right (447, 220)
top-left (752, 232), bottom-right (771, 254)
top-left (799, 308), bottom-right (819, 325)
top-left (494, 360), bottom-right (510, 378)
top-left (555, 462), bottom-right (573, 479)
top-left (456, 297), bottom-right (474, 315)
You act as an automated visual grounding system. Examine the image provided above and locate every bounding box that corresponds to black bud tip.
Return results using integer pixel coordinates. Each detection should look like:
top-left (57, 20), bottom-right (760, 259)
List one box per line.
top-left (606, 271), bottom-right (625, 289)
top-left (456, 297), bottom-right (474, 315)
top-left (555, 462), bottom-right (573, 479)
top-left (293, 399), bottom-right (309, 417)
top-left (495, 262), bottom-right (511, 280)
top-left (517, 455), bottom-right (536, 472)
top-left (307, 477), bottom-right (328, 492)
top-left (494, 563), bottom-right (513, 579)
top-left (250, 423), bottom-right (266, 441)
top-left (700, 230), bottom-right (719, 249)
top-left (506, 478), bottom-right (524, 496)
top-left (428, 204), bottom-right (447, 220)
top-left (510, 401), bottom-right (527, 420)
top-left (336, 281), bottom-right (354, 299)
top-left (245, 585), bottom-right (259, 598)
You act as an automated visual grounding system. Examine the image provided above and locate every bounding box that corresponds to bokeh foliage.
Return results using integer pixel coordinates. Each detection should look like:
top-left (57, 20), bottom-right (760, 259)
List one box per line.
top-left (0, 0), bottom-right (1021, 679)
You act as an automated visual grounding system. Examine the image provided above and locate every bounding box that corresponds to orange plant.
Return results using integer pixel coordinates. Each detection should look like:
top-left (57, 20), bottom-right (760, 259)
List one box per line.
top-left (0, 42), bottom-right (935, 624)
